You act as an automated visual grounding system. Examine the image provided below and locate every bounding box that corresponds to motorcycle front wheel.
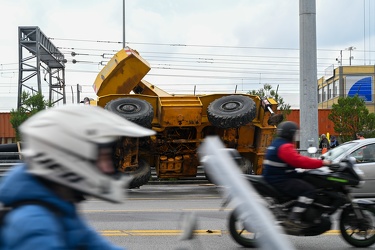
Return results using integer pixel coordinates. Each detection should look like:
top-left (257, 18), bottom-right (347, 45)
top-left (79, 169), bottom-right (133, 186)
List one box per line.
top-left (340, 206), bottom-right (375, 247)
top-left (228, 209), bottom-right (261, 248)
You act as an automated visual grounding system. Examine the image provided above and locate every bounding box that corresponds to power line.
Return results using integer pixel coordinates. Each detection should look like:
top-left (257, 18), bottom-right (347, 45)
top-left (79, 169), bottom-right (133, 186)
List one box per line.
top-left (51, 37), bottom-right (375, 55)
top-left (2, 38), bottom-right (370, 100)
top-left (51, 37), bottom-right (300, 51)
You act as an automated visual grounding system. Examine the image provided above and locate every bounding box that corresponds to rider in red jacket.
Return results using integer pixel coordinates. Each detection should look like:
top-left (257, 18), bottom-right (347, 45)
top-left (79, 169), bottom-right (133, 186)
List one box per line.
top-left (262, 121), bottom-right (331, 228)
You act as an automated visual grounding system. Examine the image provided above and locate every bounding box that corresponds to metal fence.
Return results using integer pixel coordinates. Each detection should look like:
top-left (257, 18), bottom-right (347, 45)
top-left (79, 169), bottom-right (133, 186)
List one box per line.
top-left (0, 149), bottom-right (323, 180)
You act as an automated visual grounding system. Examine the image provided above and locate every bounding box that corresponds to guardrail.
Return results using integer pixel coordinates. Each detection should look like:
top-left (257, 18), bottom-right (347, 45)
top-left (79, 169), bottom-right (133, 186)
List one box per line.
top-left (0, 149), bottom-right (322, 181)
top-left (0, 151), bottom-right (22, 177)
top-left (0, 153), bottom-right (206, 184)
top-left (0, 162), bottom-right (207, 184)
top-left (0, 162), bottom-right (22, 177)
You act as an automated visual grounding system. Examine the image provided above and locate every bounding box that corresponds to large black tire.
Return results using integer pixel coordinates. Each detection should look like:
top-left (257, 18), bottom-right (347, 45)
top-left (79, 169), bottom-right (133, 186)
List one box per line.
top-left (105, 98), bottom-right (154, 128)
top-left (339, 206), bottom-right (375, 247)
top-left (228, 208), bottom-right (260, 248)
top-left (126, 158), bottom-right (151, 189)
top-left (207, 95), bottom-right (256, 129)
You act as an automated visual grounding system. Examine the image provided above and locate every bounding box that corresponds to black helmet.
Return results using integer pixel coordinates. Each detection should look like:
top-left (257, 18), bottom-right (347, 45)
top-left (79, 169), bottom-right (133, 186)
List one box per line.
top-left (276, 121), bottom-right (299, 142)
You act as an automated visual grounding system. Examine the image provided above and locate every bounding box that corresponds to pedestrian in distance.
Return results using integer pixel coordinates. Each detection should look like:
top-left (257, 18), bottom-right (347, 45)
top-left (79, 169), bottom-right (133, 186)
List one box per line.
top-left (329, 135), bottom-right (339, 149)
top-left (356, 132), bottom-right (365, 140)
top-left (319, 134), bottom-right (330, 154)
top-left (0, 105), bottom-right (155, 250)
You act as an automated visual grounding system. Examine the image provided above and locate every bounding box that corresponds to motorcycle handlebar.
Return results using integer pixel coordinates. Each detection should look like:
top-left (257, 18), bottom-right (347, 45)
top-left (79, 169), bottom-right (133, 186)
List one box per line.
top-left (328, 157), bottom-right (356, 172)
top-left (328, 163), bottom-right (342, 171)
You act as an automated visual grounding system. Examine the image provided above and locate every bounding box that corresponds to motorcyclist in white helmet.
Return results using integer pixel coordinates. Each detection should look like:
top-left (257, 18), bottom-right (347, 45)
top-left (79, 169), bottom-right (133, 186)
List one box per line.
top-left (0, 105), bottom-right (155, 250)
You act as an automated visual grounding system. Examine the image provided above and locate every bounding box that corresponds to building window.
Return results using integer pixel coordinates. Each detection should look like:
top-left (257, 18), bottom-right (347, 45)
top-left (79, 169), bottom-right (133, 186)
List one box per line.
top-left (318, 88), bottom-right (322, 103)
top-left (333, 80), bottom-right (338, 97)
top-left (328, 83), bottom-right (333, 99)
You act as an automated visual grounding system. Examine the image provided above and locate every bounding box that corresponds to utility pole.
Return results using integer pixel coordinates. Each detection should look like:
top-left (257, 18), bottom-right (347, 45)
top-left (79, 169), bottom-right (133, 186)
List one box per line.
top-left (77, 84), bottom-right (82, 104)
top-left (299, 0), bottom-right (318, 150)
top-left (123, 0), bottom-right (126, 48)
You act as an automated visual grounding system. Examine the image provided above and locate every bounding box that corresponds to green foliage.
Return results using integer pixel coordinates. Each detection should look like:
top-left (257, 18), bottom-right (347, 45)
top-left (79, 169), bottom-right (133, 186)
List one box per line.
top-left (328, 95), bottom-right (375, 142)
top-left (247, 83), bottom-right (291, 118)
top-left (10, 91), bottom-right (52, 141)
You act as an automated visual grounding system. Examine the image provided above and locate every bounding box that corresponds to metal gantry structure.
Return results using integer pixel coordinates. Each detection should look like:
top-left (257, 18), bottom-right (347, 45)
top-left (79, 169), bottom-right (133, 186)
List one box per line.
top-left (18, 26), bottom-right (66, 108)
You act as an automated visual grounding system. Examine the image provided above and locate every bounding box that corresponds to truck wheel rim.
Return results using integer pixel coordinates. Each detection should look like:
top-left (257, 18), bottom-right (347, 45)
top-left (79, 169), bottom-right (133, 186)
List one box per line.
top-left (117, 104), bottom-right (139, 113)
top-left (221, 101), bottom-right (242, 111)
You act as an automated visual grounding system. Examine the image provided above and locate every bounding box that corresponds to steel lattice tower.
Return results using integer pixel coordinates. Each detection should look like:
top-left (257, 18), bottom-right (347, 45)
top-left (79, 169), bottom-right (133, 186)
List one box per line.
top-left (18, 26), bottom-right (66, 108)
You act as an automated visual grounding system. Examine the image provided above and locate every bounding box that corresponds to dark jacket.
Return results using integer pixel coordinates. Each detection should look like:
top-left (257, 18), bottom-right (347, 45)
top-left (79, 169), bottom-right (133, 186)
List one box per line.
top-left (319, 138), bottom-right (330, 149)
top-left (262, 138), bottom-right (324, 184)
top-left (0, 165), bottom-right (123, 250)
top-left (330, 139), bottom-right (339, 148)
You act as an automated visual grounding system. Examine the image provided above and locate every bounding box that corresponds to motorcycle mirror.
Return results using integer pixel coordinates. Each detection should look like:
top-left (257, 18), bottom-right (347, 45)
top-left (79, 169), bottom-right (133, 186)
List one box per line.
top-left (307, 147), bottom-right (318, 154)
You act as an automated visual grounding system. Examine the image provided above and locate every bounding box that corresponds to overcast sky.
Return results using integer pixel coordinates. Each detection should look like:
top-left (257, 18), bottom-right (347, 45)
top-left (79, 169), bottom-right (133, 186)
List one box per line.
top-left (0, 0), bottom-right (374, 111)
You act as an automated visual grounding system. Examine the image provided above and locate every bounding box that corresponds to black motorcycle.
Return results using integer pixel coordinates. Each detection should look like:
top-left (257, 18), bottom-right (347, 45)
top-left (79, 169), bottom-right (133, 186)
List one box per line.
top-left (228, 158), bottom-right (375, 248)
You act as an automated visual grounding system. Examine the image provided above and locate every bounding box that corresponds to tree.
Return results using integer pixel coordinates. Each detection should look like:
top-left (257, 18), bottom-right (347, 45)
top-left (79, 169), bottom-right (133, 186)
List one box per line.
top-left (247, 83), bottom-right (291, 118)
top-left (10, 91), bottom-right (52, 141)
top-left (328, 95), bottom-right (375, 142)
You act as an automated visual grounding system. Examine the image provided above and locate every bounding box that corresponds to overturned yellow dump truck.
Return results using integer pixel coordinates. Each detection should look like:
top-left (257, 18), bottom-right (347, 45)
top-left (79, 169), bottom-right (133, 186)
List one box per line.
top-left (93, 48), bottom-right (282, 188)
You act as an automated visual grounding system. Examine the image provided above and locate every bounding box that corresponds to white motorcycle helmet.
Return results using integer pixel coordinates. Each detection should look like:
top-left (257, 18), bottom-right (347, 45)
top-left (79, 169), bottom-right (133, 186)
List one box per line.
top-left (19, 105), bottom-right (155, 203)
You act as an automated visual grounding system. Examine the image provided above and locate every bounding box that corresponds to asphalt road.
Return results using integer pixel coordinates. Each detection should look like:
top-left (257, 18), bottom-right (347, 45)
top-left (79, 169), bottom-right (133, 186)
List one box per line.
top-left (77, 184), bottom-right (375, 250)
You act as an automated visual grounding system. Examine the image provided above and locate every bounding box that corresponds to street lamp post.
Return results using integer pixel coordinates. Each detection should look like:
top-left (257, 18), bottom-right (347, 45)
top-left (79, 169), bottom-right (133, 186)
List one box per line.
top-left (123, 0), bottom-right (126, 48)
top-left (336, 50), bottom-right (342, 66)
top-left (346, 46), bottom-right (356, 66)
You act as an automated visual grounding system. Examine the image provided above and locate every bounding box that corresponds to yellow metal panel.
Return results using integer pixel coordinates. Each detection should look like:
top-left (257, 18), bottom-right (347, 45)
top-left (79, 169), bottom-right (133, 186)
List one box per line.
top-left (136, 80), bottom-right (171, 97)
top-left (237, 125), bottom-right (255, 150)
top-left (158, 97), bottom-right (203, 127)
top-left (158, 107), bottom-right (202, 127)
top-left (93, 48), bottom-right (151, 97)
